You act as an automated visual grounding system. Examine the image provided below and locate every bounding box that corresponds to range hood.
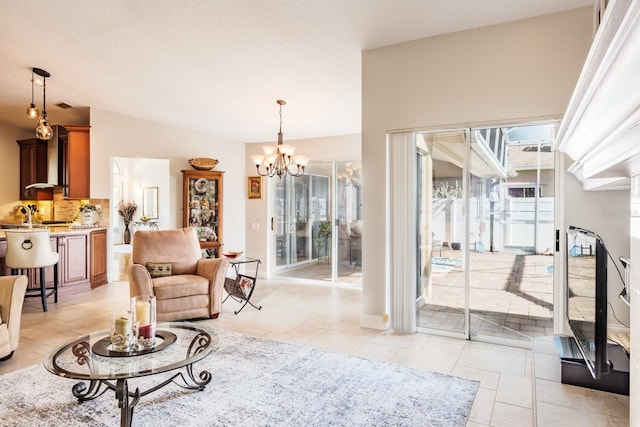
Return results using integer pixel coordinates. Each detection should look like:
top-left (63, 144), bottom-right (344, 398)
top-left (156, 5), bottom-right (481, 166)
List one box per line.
top-left (23, 125), bottom-right (67, 198)
top-left (47, 125), bottom-right (67, 187)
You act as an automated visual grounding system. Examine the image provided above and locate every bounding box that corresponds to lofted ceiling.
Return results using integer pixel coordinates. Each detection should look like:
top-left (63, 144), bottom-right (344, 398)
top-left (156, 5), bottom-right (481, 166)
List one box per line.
top-left (0, 0), bottom-right (592, 143)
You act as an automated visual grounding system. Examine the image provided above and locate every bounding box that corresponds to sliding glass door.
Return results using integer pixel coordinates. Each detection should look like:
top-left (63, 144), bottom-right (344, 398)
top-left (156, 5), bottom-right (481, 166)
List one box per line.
top-left (415, 123), bottom-right (556, 345)
top-left (416, 130), bottom-right (468, 337)
top-left (274, 175), bottom-right (310, 267)
top-left (273, 161), bottom-right (362, 284)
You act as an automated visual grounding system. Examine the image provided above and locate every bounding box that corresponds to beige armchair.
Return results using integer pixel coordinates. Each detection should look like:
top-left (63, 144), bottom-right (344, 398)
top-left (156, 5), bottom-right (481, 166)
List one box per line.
top-left (0, 275), bottom-right (28, 361)
top-left (129, 228), bottom-right (229, 321)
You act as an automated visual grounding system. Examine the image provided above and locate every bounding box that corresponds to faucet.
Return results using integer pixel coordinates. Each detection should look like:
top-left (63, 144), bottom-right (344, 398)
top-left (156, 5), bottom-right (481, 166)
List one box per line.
top-left (15, 205), bottom-right (33, 228)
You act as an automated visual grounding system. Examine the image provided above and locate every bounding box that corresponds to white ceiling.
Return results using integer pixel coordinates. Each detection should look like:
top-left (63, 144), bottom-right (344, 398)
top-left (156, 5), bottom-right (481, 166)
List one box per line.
top-left (0, 0), bottom-right (592, 143)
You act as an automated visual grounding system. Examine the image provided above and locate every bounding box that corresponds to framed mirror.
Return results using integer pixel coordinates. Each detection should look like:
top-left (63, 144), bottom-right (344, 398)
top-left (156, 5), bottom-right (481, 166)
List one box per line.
top-left (142, 187), bottom-right (159, 219)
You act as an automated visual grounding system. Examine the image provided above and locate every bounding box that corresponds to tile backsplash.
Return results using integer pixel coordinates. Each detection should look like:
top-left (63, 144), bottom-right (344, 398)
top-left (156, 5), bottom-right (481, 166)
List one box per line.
top-left (2, 187), bottom-right (110, 226)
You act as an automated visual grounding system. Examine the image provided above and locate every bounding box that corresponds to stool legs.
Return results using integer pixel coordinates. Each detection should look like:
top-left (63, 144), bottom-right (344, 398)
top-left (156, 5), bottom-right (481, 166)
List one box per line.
top-left (39, 267), bottom-right (48, 312)
top-left (10, 265), bottom-right (58, 312)
top-left (53, 263), bottom-right (58, 303)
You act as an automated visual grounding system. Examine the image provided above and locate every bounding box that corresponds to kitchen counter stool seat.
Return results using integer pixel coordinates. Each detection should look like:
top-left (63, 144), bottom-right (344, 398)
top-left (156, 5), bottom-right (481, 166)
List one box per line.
top-left (4, 229), bottom-right (59, 312)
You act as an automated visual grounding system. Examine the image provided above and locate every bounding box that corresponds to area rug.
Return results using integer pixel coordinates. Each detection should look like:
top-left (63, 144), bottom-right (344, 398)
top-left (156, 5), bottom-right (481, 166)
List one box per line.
top-left (0, 330), bottom-right (479, 426)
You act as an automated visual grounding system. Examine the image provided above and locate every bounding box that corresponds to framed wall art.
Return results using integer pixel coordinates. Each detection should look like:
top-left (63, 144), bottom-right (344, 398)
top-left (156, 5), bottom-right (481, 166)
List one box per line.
top-left (248, 176), bottom-right (263, 199)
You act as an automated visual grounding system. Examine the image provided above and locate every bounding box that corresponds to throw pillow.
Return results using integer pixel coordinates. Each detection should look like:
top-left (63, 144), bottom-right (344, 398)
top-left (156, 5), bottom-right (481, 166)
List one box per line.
top-left (146, 262), bottom-right (172, 278)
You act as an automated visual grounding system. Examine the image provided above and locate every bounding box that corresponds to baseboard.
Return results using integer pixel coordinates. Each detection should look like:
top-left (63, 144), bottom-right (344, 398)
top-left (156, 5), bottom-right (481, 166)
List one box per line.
top-left (360, 313), bottom-right (389, 331)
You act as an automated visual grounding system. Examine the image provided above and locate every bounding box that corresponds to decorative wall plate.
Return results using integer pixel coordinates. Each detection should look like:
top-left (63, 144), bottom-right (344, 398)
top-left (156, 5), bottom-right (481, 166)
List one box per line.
top-left (194, 178), bottom-right (210, 194)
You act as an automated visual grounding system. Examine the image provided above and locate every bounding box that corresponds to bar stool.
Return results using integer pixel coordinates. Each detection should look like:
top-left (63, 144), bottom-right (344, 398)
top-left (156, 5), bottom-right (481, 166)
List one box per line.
top-left (4, 229), bottom-right (59, 312)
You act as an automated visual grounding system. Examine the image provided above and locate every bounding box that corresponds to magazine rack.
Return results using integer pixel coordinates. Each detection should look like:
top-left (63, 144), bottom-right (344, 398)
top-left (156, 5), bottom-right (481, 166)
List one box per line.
top-left (223, 257), bottom-right (262, 314)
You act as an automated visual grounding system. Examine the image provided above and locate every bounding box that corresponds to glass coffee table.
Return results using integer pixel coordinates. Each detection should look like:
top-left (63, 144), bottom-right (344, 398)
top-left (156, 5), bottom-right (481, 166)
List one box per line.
top-left (44, 322), bottom-right (219, 427)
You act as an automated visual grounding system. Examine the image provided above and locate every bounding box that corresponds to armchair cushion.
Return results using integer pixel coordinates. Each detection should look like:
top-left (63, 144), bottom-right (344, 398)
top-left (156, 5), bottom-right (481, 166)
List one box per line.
top-left (0, 275), bottom-right (28, 360)
top-left (152, 274), bottom-right (209, 299)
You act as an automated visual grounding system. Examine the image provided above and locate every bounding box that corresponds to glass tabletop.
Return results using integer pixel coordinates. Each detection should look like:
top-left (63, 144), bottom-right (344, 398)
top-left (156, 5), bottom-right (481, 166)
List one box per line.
top-left (227, 256), bottom-right (261, 265)
top-left (43, 322), bottom-right (219, 381)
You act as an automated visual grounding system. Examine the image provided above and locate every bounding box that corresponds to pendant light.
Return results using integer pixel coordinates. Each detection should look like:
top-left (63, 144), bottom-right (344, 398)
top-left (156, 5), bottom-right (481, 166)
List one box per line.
top-left (26, 69), bottom-right (40, 119)
top-left (31, 68), bottom-right (53, 141)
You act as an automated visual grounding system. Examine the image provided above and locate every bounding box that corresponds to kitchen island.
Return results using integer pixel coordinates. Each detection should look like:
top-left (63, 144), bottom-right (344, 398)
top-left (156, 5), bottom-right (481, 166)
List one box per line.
top-left (0, 226), bottom-right (108, 294)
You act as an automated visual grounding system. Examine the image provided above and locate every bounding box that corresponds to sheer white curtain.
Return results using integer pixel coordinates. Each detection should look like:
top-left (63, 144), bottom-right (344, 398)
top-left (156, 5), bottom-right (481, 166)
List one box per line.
top-left (388, 132), bottom-right (417, 333)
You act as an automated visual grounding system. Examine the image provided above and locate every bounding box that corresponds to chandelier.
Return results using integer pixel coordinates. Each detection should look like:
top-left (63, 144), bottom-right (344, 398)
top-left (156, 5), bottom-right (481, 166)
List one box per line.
top-left (26, 67), bottom-right (54, 141)
top-left (251, 100), bottom-right (308, 178)
top-left (338, 163), bottom-right (361, 187)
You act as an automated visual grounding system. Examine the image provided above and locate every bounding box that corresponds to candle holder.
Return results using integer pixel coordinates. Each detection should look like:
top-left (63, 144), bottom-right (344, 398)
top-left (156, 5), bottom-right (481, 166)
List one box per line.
top-left (131, 295), bottom-right (156, 349)
top-left (109, 312), bottom-right (135, 351)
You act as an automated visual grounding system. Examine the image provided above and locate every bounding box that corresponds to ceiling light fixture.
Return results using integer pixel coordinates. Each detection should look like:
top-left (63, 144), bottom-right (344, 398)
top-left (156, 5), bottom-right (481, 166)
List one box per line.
top-left (30, 67), bottom-right (53, 141)
top-left (26, 69), bottom-right (40, 119)
top-left (252, 100), bottom-right (308, 178)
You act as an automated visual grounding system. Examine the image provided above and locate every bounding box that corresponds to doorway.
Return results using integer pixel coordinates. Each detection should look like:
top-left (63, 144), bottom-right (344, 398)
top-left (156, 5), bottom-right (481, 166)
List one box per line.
top-left (414, 123), bottom-right (556, 345)
top-left (110, 157), bottom-right (170, 281)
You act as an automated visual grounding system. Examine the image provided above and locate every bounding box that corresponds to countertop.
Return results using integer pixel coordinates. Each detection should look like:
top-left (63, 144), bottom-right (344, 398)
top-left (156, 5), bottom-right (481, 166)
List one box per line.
top-left (0, 226), bottom-right (107, 240)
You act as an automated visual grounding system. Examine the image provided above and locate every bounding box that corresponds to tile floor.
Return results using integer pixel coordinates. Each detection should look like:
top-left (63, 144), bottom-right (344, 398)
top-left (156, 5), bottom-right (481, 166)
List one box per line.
top-left (0, 275), bottom-right (629, 426)
top-left (422, 251), bottom-right (554, 338)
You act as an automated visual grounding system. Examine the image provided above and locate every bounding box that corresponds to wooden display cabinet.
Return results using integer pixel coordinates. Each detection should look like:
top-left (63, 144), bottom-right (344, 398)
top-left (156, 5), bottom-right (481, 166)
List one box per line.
top-left (182, 170), bottom-right (224, 257)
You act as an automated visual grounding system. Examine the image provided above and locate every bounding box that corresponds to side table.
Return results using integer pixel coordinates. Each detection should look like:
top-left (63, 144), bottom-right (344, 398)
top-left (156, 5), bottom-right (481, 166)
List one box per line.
top-left (223, 257), bottom-right (262, 314)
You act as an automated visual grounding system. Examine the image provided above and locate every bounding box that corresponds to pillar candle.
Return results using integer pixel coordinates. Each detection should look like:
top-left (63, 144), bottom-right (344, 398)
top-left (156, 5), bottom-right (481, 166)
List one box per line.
top-left (139, 324), bottom-right (155, 339)
top-left (115, 316), bottom-right (131, 336)
top-left (136, 301), bottom-right (151, 326)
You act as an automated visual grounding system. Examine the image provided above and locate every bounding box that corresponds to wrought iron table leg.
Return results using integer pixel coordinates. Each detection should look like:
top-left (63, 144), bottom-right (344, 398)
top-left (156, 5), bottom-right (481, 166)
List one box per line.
top-left (66, 333), bottom-right (211, 426)
top-left (116, 379), bottom-right (139, 427)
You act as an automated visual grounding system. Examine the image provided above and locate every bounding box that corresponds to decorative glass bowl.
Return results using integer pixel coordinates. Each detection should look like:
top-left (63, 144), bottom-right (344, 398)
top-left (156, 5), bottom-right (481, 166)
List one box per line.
top-left (223, 251), bottom-right (243, 259)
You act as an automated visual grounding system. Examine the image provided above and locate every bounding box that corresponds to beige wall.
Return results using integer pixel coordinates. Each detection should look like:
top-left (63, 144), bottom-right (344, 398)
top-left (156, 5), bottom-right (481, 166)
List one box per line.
top-left (0, 110), bottom-right (248, 280)
top-left (90, 109), bottom-right (247, 276)
top-left (361, 8), bottom-right (594, 328)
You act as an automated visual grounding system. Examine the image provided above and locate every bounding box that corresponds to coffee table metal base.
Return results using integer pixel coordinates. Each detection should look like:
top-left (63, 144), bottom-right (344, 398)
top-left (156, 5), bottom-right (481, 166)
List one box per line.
top-left (45, 323), bottom-right (218, 427)
top-left (72, 364), bottom-right (211, 427)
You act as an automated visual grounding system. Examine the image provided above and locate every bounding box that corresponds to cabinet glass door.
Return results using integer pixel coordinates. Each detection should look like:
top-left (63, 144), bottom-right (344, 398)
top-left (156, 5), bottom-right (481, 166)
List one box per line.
top-left (182, 170), bottom-right (223, 257)
top-left (187, 177), bottom-right (219, 242)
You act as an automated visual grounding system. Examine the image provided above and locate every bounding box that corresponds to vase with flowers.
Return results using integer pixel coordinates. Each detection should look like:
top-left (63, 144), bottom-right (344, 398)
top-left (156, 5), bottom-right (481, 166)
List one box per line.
top-left (117, 201), bottom-right (138, 244)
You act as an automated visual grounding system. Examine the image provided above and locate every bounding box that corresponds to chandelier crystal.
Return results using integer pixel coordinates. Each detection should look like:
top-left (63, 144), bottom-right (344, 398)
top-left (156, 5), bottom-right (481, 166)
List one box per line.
top-left (251, 100), bottom-right (308, 178)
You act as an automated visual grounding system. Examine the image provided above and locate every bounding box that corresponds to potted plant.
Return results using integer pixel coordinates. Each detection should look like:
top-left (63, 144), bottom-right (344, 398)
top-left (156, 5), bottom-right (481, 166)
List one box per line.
top-left (315, 220), bottom-right (332, 263)
top-left (117, 201), bottom-right (137, 244)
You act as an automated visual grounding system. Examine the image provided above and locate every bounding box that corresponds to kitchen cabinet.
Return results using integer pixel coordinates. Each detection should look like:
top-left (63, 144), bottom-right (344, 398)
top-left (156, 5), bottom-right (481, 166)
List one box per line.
top-left (16, 124), bottom-right (91, 200)
top-left (16, 138), bottom-right (52, 200)
top-left (0, 230), bottom-right (98, 294)
top-left (182, 170), bottom-right (224, 257)
top-left (60, 125), bottom-right (91, 199)
top-left (58, 233), bottom-right (90, 289)
top-left (90, 229), bottom-right (108, 287)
